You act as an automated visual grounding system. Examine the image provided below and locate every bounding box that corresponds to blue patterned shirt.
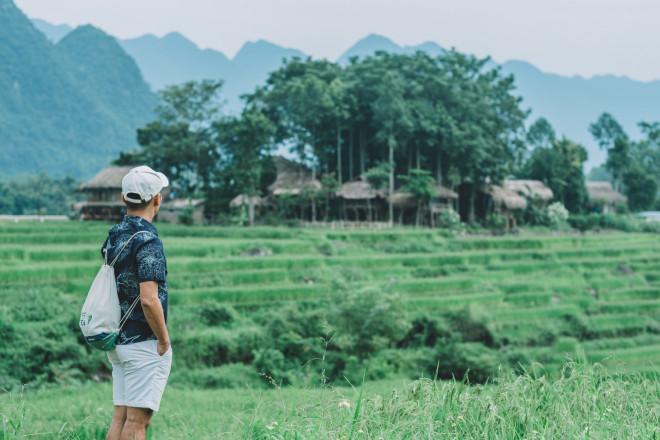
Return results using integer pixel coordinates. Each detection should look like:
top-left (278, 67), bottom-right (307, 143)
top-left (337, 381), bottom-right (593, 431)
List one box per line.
top-left (102, 215), bottom-right (168, 345)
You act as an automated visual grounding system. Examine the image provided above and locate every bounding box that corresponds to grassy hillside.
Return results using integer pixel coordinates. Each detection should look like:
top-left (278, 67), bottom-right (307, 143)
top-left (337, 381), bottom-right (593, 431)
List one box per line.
top-left (2, 221), bottom-right (660, 386)
top-left (3, 221), bottom-right (660, 437)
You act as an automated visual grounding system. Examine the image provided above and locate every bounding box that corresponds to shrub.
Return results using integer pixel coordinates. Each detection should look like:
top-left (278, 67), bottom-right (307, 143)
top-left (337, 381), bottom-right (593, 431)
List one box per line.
top-left (568, 213), bottom-right (601, 231)
top-left (199, 303), bottom-right (237, 327)
top-left (438, 208), bottom-right (464, 235)
top-left (433, 342), bottom-right (501, 384)
top-left (330, 286), bottom-right (409, 359)
top-left (546, 202), bottom-right (569, 229)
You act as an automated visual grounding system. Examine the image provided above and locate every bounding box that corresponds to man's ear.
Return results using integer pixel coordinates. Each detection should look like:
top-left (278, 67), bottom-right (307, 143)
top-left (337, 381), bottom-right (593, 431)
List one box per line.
top-left (121, 193), bottom-right (127, 204)
top-left (153, 193), bottom-right (162, 207)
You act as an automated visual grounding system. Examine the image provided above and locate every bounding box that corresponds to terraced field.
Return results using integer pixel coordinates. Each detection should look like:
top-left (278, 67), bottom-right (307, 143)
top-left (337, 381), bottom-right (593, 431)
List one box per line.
top-left (2, 221), bottom-right (660, 376)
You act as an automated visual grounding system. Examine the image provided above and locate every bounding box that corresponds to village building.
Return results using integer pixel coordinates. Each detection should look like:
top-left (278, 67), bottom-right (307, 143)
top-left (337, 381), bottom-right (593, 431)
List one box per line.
top-left (267, 156), bottom-right (322, 197)
top-left (76, 166), bottom-right (132, 222)
top-left (77, 166), bottom-right (179, 223)
top-left (585, 181), bottom-right (627, 214)
top-left (504, 180), bottom-right (554, 209)
top-left (336, 179), bottom-right (386, 221)
top-left (478, 179), bottom-right (553, 229)
top-left (158, 198), bottom-right (205, 224)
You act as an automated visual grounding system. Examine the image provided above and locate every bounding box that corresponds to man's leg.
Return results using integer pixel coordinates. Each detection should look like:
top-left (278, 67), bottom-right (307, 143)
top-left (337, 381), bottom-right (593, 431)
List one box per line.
top-left (106, 406), bottom-right (127, 440)
top-left (120, 407), bottom-right (153, 440)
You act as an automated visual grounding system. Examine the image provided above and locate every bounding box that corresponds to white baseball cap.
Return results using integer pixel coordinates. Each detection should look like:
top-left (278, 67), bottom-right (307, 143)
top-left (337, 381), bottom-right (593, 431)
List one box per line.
top-left (122, 166), bottom-right (169, 204)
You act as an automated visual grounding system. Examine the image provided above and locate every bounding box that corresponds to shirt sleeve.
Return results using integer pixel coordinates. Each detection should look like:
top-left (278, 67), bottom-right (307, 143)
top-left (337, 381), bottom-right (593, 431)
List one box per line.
top-left (135, 237), bottom-right (167, 283)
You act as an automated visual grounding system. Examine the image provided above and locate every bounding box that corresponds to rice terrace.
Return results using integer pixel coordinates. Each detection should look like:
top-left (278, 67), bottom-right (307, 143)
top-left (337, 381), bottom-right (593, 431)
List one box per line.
top-left (3, 220), bottom-right (660, 438)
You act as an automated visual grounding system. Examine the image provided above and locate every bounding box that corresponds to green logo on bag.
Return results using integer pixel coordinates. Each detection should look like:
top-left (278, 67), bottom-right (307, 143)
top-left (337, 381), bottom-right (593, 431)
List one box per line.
top-left (88, 315), bottom-right (92, 324)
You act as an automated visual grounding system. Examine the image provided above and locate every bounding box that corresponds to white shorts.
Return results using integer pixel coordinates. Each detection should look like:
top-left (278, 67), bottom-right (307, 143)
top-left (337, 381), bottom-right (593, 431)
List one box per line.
top-left (107, 340), bottom-right (172, 411)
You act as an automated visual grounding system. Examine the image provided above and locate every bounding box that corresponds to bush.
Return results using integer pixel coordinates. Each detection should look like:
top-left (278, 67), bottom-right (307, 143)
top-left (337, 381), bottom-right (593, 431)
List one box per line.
top-left (568, 213), bottom-right (602, 232)
top-left (433, 342), bottom-right (501, 384)
top-left (546, 202), bottom-right (569, 229)
top-left (330, 286), bottom-right (409, 358)
top-left (600, 214), bottom-right (639, 232)
top-left (199, 303), bottom-right (237, 327)
top-left (438, 208), bottom-right (464, 235)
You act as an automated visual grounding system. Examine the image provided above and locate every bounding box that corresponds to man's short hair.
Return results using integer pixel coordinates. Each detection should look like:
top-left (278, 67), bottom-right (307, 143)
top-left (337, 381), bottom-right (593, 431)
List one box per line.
top-left (124, 193), bottom-right (153, 211)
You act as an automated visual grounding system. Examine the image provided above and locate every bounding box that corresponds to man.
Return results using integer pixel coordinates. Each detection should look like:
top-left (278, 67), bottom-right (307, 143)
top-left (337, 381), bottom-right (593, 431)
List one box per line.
top-left (103, 166), bottom-right (172, 440)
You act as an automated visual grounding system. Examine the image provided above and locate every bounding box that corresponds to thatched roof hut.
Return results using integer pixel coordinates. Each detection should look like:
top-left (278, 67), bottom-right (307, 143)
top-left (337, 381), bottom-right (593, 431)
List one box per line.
top-left (229, 194), bottom-right (265, 208)
top-left (267, 156), bottom-right (321, 196)
top-left (159, 198), bottom-right (205, 224)
top-left (586, 181), bottom-right (627, 205)
top-left (433, 184), bottom-right (459, 199)
top-left (391, 190), bottom-right (418, 208)
top-left (336, 180), bottom-right (385, 200)
top-left (77, 166), bottom-right (133, 191)
top-left (504, 180), bottom-right (553, 201)
top-left (483, 184), bottom-right (527, 210)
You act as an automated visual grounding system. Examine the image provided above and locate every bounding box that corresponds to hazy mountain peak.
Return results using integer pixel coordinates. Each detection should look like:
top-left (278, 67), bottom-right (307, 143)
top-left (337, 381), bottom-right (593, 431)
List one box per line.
top-left (31, 17), bottom-right (72, 43)
top-left (337, 33), bottom-right (401, 65)
top-left (233, 39), bottom-right (306, 61)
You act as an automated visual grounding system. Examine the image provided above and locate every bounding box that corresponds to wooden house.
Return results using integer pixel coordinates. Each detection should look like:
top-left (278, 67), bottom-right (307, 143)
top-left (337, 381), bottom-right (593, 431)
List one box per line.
top-left (159, 198), bottom-right (205, 224)
top-left (429, 184), bottom-right (459, 226)
top-left (77, 166), bottom-right (174, 222)
top-left (267, 156), bottom-right (322, 196)
top-left (479, 179), bottom-right (553, 228)
top-left (336, 180), bottom-right (386, 221)
top-left (586, 181), bottom-right (627, 213)
top-left (504, 180), bottom-right (554, 208)
top-left (481, 183), bottom-right (527, 229)
top-left (76, 166), bottom-right (132, 222)
top-left (266, 156), bottom-right (322, 220)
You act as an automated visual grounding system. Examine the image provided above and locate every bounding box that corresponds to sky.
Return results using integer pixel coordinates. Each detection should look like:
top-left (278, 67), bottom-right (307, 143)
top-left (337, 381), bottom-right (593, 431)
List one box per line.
top-left (13, 0), bottom-right (660, 82)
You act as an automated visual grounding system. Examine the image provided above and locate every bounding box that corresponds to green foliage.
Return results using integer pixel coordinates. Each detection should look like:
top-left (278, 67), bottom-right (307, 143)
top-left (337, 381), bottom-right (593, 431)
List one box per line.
top-left (437, 208), bottom-right (464, 235)
top-left (0, 172), bottom-right (82, 215)
top-left (546, 201), bottom-right (569, 229)
top-left (623, 165), bottom-right (657, 211)
top-left (524, 137), bottom-right (588, 213)
top-left (5, 222), bottom-right (660, 396)
top-left (177, 205), bottom-right (195, 225)
top-left (137, 79), bottom-right (224, 197)
top-left (363, 162), bottom-right (390, 190)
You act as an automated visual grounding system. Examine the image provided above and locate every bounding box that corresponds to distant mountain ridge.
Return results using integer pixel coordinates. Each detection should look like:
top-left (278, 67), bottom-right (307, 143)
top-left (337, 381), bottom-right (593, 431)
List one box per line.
top-left (0, 1), bottom-right (155, 179)
top-left (28, 18), bottom-right (660, 173)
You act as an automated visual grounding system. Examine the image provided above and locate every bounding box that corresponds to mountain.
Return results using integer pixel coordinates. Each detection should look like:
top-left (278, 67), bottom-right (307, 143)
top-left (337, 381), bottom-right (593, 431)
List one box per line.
top-left (118, 33), bottom-right (305, 112)
top-left (0, 0), bottom-right (155, 179)
top-left (23, 15), bottom-right (660, 173)
top-left (56, 25), bottom-right (156, 147)
top-left (119, 32), bottom-right (231, 92)
top-left (337, 33), bottom-right (445, 65)
top-left (30, 17), bottom-right (72, 43)
top-left (499, 60), bottom-right (660, 170)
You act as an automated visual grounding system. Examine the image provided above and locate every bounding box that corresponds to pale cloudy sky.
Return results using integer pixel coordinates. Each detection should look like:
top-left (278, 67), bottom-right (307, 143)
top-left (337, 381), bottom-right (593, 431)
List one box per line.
top-left (14, 0), bottom-right (660, 82)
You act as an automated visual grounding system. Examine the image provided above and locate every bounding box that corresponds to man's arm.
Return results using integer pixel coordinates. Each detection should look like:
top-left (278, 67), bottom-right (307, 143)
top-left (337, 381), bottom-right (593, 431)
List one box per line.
top-left (140, 281), bottom-right (170, 355)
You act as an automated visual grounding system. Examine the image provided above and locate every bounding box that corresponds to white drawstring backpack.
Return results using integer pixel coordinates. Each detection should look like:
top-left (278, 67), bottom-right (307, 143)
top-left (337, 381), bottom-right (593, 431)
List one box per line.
top-left (79, 231), bottom-right (147, 351)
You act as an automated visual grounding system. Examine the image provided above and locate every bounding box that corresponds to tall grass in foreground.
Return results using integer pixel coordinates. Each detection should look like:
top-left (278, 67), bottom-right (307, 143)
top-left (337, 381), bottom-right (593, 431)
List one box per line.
top-left (2, 361), bottom-right (660, 439)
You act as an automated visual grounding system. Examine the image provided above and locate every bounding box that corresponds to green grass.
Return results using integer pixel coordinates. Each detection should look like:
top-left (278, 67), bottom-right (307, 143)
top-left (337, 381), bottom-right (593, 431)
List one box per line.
top-left (3, 362), bottom-right (660, 439)
top-left (5, 223), bottom-right (660, 437)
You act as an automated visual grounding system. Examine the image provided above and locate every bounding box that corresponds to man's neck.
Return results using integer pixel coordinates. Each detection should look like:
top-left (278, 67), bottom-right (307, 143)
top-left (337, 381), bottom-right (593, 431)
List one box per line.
top-left (126, 210), bottom-right (155, 223)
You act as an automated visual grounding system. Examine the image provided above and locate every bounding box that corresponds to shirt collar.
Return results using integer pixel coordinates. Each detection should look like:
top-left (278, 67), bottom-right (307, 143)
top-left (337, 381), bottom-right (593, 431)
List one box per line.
top-left (123, 215), bottom-right (158, 235)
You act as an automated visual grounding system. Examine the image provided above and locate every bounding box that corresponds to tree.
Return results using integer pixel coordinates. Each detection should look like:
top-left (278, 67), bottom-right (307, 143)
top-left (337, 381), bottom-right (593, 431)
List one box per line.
top-left (527, 118), bottom-right (556, 150)
top-left (399, 169), bottom-right (435, 226)
top-left (220, 106), bottom-right (276, 226)
top-left (372, 70), bottom-right (413, 225)
top-left (525, 137), bottom-right (588, 213)
top-left (135, 80), bottom-right (225, 196)
top-left (589, 113), bottom-right (630, 191)
top-left (623, 165), bottom-right (657, 211)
